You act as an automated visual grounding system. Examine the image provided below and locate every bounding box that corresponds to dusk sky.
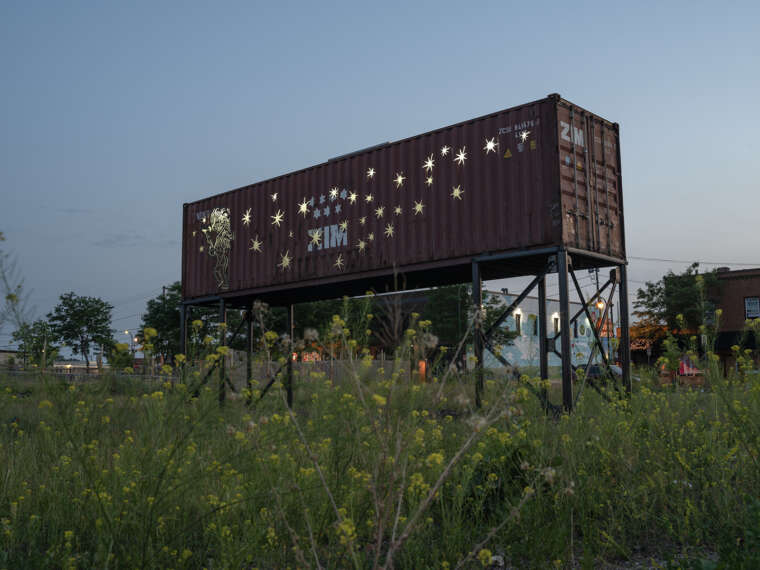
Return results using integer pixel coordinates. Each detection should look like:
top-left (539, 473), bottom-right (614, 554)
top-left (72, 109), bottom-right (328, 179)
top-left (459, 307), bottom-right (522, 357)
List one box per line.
top-left (1, 1), bottom-right (759, 350)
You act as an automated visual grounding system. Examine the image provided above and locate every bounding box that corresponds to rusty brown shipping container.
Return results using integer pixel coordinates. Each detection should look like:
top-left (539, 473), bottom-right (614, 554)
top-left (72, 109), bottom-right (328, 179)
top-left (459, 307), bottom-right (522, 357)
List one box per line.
top-left (182, 94), bottom-right (625, 305)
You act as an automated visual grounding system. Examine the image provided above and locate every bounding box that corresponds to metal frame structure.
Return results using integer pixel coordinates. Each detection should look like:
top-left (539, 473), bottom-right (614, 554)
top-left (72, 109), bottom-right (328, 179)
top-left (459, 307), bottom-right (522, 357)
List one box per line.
top-left (470, 246), bottom-right (630, 412)
top-left (179, 245), bottom-right (629, 413)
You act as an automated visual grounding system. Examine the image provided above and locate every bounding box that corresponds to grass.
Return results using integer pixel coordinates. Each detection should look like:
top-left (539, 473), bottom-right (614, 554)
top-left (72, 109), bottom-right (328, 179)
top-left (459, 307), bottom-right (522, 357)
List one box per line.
top-left (2, 331), bottom-right (760, 568)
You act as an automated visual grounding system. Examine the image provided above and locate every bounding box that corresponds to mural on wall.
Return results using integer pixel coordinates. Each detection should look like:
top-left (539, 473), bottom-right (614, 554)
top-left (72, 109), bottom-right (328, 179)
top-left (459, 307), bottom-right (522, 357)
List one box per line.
top-left (202, 208), bottom-right (233, 290)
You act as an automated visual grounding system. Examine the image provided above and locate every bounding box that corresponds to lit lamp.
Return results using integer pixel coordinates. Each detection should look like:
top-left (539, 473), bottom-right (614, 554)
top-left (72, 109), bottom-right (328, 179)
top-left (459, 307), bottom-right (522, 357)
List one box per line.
top-left (596, 300), bottom-right (605, 310)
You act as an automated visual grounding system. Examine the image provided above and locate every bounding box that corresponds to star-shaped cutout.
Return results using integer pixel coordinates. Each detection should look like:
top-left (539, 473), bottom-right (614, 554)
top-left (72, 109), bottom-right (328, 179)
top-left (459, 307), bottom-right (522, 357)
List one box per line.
top-left (339, 219), bottom-right (348, 232)
top-left (451, 185), bottom-right (464, 200)
top-left (394, 205), bottom-right (402, 216)
top-left (348, 191), bottom-right (358, 204)
top-left (335, 203), bottom-right (342, 214)
top-left (340, 189), bottom-right (348, 199)
top-left (394, 173), bottom-right (405, 188)
top-left (329, 187), bottom-right (339, 200)
top-left (413, 200), bottom-right (424, 215)
top-left (314, 208), bottom-right (321, 219)
top-left (271, 209), bottom-right (285, 227)
top-left (425, 176), bottom-right (433, 187)
top-left (367, 167), bottom-right (375, 179)
top-left (484, 137), bottom-right (498, 154)
top-left (454, 147), bottom-right (467, 165)
top-left (271, 192), bottom-right (278, 202)
top-left (278, 250), bottom-right (292, 270)
top-left (323, 206), bottom-right (330, 216)
top-left (319, 194), bottom-right (326, 204)
top-left (359, 216), bottom-right (367, 226)
top-left (249, 236), bottom-right (262, 252)
top-left (288, 230), bottom-right (294, 239)
top-left (422, 154), bottom-right (434, 172)
top-left (242, 208), bottom-right (252, 226)
top-left (298, 198), bottom-right (310, 217)
top-left (334, 254), bottom-right (345, 271)
top-left (384, 223), bottom-right (394, 238)
top-left (375, 206), bottom-right (385, 219)
top-left (368, 232), bottom-right (375, 241)
top-left (519, 130), bottom-right (530, 143)
top-left (365, 194), bottom-right (373, 203)
top-left (309, 229), bottom-right (322, 247)
top-left (356, 239), bottom-right (366, 253)
top-left (440, 145), bottom-right (450, 156)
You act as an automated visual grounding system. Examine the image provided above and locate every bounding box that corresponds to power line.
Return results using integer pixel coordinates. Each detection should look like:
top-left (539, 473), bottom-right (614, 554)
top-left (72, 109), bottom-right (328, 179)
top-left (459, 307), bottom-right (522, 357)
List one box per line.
top-left (629, 256), bottom-right (759, 267)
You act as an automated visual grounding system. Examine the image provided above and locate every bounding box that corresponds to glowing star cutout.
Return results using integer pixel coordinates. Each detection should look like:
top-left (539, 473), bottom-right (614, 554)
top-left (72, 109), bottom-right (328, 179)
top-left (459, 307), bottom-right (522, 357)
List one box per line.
top-left (329, 187), bottom-right (339, 200)
top-left (334, 254), bottom-right (345, 270)
top-left (394, 205), bottom-right (402, 216)
top-left (454, 147), bottom-right (467, 165)
top-left (249, 236), bottom-right (262, 252)
top-left (520, 130), bottom-right (530, 143)
top-left (356, 239), bottom-right (366, 253)
top-left (288, 230), bottom-right (294, 239)
top-left (423, 154), bottom-right (435, 172)
top-left (278, 250), bottom-right (292, 270)
top-left (451, 185), bottom-right (464, 200)
top-left (359, 216), bottom-right (367, 226)
top-left (440, 145), bottom-right (450, 156)
top-left (309, 229), bottom-right (323, 247)
top-left (425, 176), bottom-right (433, 187)
top-left (365, 194), bottom-right (373, 203)
top-left (375, 206), bottom-right (385, 219)
top-left (271, 192), bottom-right (278, 202)
top-left (348, 191), bottom-right (358, 204)
top-left (368, 232), bottom-right (375, 241)
top-left (384, 223), bottom-right (394, 238)
top-left (271, 209), bottom-right (285, 227)
top-left (367, 167), bottom-right (375, 179)
top-left (242, 208), bottom-right (252, 225)
top-left (413, 201), bottom-right (425, 215)
top-left (394, 173), bottom-right (406, 188)
top-left (339, 220), bottom-right (348, 232)
top-left (484, 137), bottom-right (498, 154)
top-left (297, 198), bottom-right (310, 217)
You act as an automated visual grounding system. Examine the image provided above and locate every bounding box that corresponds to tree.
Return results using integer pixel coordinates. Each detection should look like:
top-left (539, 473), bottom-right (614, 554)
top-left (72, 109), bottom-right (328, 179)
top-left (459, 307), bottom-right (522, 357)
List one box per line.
top-left (634, 263), bottom-right (720, 332)
top-left (48, 292), bottom-right (114, 372)
top-left (0, 231), bottom-right (32, 334)
top-left (11, 319), bottom-right (58, 369)
top-left (141, 282), bottom-right (182, 363)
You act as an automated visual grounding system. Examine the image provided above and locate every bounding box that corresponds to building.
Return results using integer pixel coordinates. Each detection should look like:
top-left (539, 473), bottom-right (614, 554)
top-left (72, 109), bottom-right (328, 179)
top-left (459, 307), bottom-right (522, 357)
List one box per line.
top-left (714, 267), bottom-right (760, 371)
top-left (0, 349), bottom-right (19, 369)
top-left (482, 290), bottom-right (614, 371)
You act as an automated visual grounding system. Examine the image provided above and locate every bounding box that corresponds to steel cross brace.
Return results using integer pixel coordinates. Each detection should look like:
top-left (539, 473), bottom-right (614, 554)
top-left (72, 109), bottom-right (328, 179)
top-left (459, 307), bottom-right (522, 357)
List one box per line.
top-left (568, 269), bottom-right (624, 404)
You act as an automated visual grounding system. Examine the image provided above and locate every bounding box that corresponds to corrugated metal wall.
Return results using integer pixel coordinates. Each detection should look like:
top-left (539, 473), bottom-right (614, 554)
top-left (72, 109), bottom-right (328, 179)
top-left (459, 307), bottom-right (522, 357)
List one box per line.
top-left (182, 95), bottom-right (624, 301)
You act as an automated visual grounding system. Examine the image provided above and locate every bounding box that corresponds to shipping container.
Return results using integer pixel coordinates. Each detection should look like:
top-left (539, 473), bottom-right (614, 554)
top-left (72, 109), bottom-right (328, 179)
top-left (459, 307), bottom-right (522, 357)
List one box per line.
top-left (182, 94), bottom-right (625, 305)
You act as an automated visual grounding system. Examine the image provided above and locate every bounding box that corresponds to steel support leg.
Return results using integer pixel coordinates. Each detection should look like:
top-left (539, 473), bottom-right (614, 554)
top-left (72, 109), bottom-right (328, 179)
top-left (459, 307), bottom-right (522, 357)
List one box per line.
top-left (219, 299), bottom-right (226, 405)
top-left (538, 274), bottom-right (548, 383)
top-left (619, 264), bottom-right (632, 394)
top-left (179, 304), bottom-right (187, 357)
top-left (472, 261), bottom-right (483, 408)
top-left (246, 305), bottom-right (253, 404)
top-left (558, 250), bottom-right (573, 411)
top-left (286, 303), bottom-right (294, 408)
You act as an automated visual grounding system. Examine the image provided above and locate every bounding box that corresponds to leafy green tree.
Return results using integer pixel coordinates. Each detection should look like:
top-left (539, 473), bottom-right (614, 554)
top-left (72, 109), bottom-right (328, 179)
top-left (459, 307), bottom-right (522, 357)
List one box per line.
top-left (634, 263), bottom-right (720, 332)
top-left (48, 292), bottom-right (114, 372)
top-left (140, 282), bottom-right (182, 363)
top-left (11, 319), bottom-right (58, 369)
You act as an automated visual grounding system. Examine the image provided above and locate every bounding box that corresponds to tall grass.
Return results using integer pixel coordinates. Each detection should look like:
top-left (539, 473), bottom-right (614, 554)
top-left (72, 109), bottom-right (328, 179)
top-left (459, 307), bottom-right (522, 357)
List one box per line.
top-left (2, 324), bottom-right (760, 567)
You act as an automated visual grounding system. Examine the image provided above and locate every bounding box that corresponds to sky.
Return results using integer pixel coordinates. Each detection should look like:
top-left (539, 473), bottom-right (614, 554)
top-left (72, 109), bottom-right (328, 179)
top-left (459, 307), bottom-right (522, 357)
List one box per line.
top-left (1, 0), bottom-right (759, 351)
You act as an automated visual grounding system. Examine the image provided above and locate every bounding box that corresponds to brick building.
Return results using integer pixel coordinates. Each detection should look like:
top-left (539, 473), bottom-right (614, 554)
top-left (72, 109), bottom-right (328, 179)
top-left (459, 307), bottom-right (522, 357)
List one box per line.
top-left (714, 267), bottom-right (760, 371)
